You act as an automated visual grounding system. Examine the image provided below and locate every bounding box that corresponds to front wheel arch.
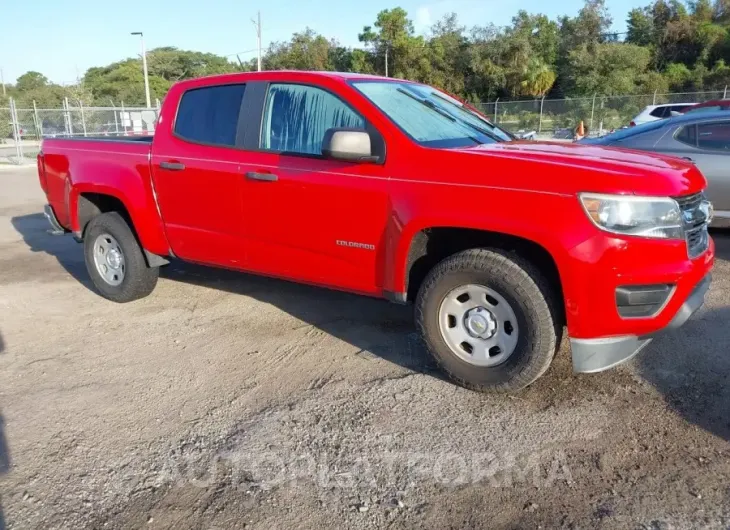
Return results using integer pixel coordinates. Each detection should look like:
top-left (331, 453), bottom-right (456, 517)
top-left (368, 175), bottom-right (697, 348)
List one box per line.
top-left (402, 227), bottom-right (565, 325)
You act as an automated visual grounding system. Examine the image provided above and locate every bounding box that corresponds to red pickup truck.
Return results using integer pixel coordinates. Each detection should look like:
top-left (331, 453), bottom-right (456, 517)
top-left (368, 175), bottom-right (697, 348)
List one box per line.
top-left (37, 71), bottom-right (715, 392)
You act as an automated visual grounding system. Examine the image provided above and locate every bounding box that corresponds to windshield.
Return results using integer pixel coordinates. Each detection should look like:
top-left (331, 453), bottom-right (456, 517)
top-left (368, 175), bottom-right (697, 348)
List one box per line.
top-left (352, 81), bottom-right (512, 148)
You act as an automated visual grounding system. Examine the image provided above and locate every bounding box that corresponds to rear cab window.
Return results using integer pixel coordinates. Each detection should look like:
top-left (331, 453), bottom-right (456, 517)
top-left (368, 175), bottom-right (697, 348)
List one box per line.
top-left (174, 84), bottom-right (246, 147)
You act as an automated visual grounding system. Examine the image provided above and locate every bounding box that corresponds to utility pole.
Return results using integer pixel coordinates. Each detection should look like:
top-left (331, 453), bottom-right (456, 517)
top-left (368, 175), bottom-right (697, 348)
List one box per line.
top-left (384, 43), bottom-right (389, 77)
top-left (1, 68), bottom-right (5, 96)
top-left (252, 12), bottom-right (262, 72)
top-left (131, 31), bottom-right (151, 108)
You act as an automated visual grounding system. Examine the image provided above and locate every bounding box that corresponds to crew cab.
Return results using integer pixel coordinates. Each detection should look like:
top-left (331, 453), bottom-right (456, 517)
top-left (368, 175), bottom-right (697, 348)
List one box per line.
top-left (37, 71), bottom-right (715, 392)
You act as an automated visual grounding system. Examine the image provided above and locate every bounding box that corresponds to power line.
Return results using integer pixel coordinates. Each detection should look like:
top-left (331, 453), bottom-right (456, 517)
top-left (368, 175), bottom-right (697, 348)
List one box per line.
top-left (224, 48), bottom-right (259, 58)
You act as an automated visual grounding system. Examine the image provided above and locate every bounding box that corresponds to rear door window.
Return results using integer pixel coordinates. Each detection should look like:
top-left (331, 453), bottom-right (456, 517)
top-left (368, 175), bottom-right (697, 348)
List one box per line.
top-left (675, 124), bottom-right (697, 147)
top-left (697, 122), bottom-right (730, 151)
top-left (650, 107), bottom-right (668, 118)
top-left (174, 84), bottom-right (246, 147)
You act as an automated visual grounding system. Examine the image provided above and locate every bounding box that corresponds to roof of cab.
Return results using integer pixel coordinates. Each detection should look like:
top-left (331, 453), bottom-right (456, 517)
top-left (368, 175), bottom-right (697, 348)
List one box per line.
top-left (173, 70), bottom-right (399, 90)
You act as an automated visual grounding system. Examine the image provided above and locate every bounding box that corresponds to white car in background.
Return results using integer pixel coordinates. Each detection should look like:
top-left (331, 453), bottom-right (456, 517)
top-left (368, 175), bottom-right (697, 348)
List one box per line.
top-left (630, 103), bottom-right (697, 126)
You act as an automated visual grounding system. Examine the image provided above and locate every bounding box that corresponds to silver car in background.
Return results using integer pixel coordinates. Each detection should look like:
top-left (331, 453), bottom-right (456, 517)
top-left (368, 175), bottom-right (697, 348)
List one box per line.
top-left (580, 111), bottom-right (730, 225)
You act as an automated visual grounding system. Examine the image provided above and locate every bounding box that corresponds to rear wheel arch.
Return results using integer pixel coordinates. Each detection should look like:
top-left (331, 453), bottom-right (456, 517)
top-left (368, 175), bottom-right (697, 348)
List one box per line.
top-left (76, 192), bottom-right (134, 238)
top-left (75, 191), bottom-right (168, 267)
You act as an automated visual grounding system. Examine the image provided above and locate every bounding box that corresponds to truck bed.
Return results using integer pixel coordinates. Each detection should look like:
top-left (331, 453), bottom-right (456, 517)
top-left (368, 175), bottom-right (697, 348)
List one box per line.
top-left (45, 135), bottom-right (154, 143)
top-left (40, 136), bottom-right (156, 234)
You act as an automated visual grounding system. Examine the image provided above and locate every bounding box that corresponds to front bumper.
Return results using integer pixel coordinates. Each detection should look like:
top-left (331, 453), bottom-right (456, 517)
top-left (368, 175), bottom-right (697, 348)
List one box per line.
top-left (571, 273), bottom-right (711, 373)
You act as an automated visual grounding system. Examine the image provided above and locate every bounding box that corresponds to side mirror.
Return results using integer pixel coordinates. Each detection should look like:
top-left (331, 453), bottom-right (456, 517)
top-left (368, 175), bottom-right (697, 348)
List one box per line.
top-left (322, 128), bottom-right (376, 162)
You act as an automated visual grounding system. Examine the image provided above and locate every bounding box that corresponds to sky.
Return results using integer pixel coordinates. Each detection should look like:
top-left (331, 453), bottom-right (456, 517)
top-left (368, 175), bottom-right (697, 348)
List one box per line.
top-left (1, 0), bottom-right (648, 85)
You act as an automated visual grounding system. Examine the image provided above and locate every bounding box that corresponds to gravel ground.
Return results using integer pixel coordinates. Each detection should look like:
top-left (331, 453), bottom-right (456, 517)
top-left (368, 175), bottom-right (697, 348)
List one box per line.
top-left (1, 165), bottom-right (729, 529)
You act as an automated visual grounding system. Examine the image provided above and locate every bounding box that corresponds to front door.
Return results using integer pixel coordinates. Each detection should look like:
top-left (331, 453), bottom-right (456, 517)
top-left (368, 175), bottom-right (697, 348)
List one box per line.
top-left (240, 82), bottom-right (390, 295)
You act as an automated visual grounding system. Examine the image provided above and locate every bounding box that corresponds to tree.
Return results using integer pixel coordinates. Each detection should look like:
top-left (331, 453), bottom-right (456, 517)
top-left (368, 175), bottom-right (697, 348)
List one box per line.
top-left (567, 42), bottom-right (653, 96)
top-left (5, 1), bottom-right (730, 112)
top-left (83, 48), bottom-right (239, 105)
top-left (264, 29), bottom-right (335, 71)
top-left (15, 71), bottom-right (49, 92)
top-left (510, 11), bottom-right (560, 65)
top-left (419, 13), bottom-right (469, 94)
top-left (1, 94), bottom-right (12, 139)
top-left (705, 58), bottom-right (730, 87)
top-left (557, 0), bottom-right (614, 95)
top-left (691, 0), bottom-right (715, 21)
top-left (147, 47), bottom-right (240, 80)
top-left (560, 0), bottom-right (613, 51)
top-left (520, 58), bottom-right (557, 96)
top-left (627, 8), bottom-right (654, 46)
top-left (664, 62), bottom-right (694, 90)
top-left (359, 8), bottom-right (424, 77)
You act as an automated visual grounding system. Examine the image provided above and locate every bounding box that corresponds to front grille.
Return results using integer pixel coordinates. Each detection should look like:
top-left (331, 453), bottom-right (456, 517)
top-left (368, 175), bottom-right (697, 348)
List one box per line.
top-left (675, 192), bottom-right (703, 211)
top-left (674, 192), bottom-right (710, 258)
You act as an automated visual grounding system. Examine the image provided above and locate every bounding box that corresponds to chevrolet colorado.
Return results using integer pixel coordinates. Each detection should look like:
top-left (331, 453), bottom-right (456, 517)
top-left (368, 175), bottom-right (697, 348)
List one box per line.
top-left (37, 71), bottom-right (715, 392)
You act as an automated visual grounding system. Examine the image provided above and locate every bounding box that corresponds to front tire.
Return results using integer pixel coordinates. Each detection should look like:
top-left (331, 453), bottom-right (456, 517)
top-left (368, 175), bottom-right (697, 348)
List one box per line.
top-left (83, 212), bottom-right (159, 303)
top-left (415, 248), bottom-right (560, 392)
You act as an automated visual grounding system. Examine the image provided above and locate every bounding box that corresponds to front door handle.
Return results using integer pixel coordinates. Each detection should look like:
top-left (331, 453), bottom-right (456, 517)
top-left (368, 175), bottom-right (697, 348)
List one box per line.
top-left (159, 161), bottom-right (185, 171)
top-left (246, 171), bottom-right (278, 182)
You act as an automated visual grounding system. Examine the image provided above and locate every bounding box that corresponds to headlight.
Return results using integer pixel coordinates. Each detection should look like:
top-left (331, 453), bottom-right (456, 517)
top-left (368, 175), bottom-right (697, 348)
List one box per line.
top-left (579, 193), bottom-right (683, 239)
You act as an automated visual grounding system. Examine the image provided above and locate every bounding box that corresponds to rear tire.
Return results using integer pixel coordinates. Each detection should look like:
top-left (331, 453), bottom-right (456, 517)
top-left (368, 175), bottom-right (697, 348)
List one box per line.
top-left (415, 248), bottom-right (560, 392)
top-left (83, 212), bottom-right (158, 303)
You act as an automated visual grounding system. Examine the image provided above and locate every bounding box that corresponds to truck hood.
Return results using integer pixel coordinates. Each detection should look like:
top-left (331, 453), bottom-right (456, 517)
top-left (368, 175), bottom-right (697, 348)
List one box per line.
top-left (453, 140), bottom-right (706, 197)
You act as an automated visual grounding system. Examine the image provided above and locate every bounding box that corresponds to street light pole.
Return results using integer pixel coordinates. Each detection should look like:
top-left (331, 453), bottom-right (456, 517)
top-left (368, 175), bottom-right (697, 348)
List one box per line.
top-left (131, 32), bottom-right (151, 108)
top-left (252, 12), bottom-right (262, 72)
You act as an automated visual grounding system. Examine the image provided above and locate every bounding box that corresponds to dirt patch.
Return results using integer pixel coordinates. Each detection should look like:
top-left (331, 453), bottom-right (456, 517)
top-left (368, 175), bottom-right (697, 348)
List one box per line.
top-left (0, 166), bottom-right (729, 529)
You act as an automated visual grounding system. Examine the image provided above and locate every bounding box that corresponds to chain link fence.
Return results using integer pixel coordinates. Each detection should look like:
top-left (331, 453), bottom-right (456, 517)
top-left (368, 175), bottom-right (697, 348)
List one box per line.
top-left (1, 99), bottom-right (159, 164)
top-left (2, 89), bottom-right (728, 163)
top-left (476, 89), bottom-right (728, 139)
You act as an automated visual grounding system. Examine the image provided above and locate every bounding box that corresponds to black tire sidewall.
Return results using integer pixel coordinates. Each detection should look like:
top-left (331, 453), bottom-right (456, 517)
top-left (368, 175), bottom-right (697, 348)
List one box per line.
top-left (417, 251), bottom-right (555, 391)
top-left (83, 213), bottom-right (156, 302)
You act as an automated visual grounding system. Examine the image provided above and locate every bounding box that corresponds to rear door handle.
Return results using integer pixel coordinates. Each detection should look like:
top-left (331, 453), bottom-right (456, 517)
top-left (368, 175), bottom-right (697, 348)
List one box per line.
top-left (159, 161), bottom-right (185, 171)
top-left (682, 156), bottom-right (695, 163)
top-left (246, 171), bottom-right (278, 182)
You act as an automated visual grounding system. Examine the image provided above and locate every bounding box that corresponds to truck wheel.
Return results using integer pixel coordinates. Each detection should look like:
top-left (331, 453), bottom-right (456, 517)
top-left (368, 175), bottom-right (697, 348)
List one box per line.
top-left (415, 248), bottom-right (560, 392)
top-left (83, 212), bottom-right (159, 303)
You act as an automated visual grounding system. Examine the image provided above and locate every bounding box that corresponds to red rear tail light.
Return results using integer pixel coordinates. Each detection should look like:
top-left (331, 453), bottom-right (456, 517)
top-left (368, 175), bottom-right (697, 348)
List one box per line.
top-left (37, 153), bottom-right (48, 194)
top-left (629, 121), bottom-right (636, 127)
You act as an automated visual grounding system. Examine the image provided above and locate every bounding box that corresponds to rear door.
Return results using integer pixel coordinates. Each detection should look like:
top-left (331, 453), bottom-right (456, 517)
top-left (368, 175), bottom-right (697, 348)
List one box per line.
top-left (672, 120), bottom-right (730, 212)
top-left (150, 83), bottom-right (247, 266)
top-left (239, 82), bottom-right (390, 295)
top-left (694, 121), bottom-right (730, 212)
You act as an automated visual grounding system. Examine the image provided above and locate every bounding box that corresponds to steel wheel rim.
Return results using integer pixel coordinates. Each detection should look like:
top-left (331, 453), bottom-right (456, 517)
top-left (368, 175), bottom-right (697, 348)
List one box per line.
top-left (438, 284), bottom-right (519, 367)
top-left (92, 233), bottom-right (125, 287)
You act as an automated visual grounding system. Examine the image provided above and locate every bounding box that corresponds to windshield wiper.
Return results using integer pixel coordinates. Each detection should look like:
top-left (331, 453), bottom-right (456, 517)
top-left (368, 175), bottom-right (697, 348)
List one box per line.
top-left (429, 93), bottom-right (509, 142)
top-left (396, 87), bottom-right (457, 122)
top-left (396, 87), bottom-right (485, 145)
